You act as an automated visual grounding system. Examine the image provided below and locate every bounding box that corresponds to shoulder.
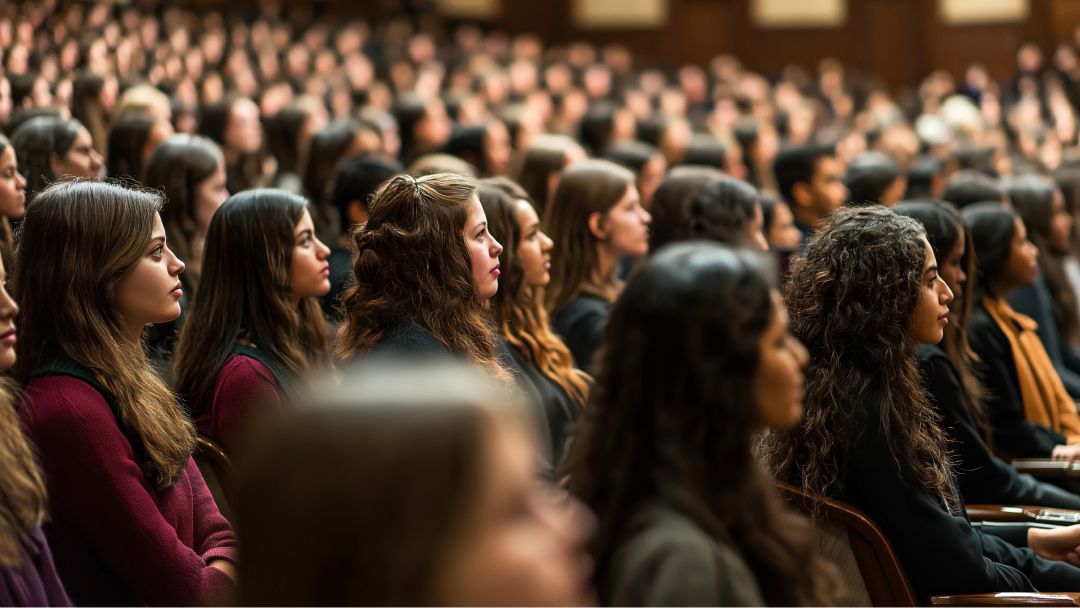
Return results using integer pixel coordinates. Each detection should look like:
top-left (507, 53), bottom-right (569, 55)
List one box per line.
top-left (915, 344), bottom-right (954, 379)
top-left (376, 323), bottom-right (449, 355)
top-left (608, 503), bottom-right (763, 606)
top-left (554, 295), bottom-right (610, 329)
top-left (22, 375), bottom-right (112, 422)
top-left (218, 355), bottom-right (277, 388)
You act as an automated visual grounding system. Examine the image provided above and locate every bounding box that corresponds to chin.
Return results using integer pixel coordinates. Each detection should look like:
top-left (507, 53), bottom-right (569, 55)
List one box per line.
top-left (0, 350), bottom-right (15, 373)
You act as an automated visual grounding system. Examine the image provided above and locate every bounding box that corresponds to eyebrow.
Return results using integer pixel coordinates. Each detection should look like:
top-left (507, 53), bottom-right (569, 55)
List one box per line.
top-left (295, 229), bottom-right (313, 239)
top-left (473, 221), bottom-right (487, 231)
top-left (924, 265), bottom-right (939, 274)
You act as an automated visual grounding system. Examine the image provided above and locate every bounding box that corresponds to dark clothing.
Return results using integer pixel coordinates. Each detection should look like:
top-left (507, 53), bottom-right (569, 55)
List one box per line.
top-left (20, 370), bottom-right (239, 606)
top-left (551, 293), bottom-right (610, 372)
top-left (498, 339), bottom-right (585, 467)
top-left (369, 322), bottom-right (449, 358)
top-left (601, 501), bottom-right (765, 607)
top-left (793, 376), bottom-right (1080, 604)
top-left (0, 527), bottom-right (72, 607)
top-left (320, 246), bottom-right (352, 321)
top-left (916, 344), bottom-right (1080, 509)
top-left (969, 300), bottom-right (1068, 457)
top-left (793, 217), bottom-right (815, 252)
top-left (1011, 273), bottom-right (1080, 398)
top-left (496, 338), bottom-right (554, 471)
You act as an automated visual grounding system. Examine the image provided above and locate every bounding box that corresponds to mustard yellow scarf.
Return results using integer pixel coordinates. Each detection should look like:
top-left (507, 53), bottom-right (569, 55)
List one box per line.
top-left (983, 296), bottom-right (1080, 443)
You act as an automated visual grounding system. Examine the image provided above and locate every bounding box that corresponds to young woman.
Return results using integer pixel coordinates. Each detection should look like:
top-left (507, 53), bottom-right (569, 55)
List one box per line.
top-left (198, 94), bottom-right (269, 194)
top-left (392, 93), bottom-right (452, 167)
top-left (762, 206), bottom-right (1080, 603)
top-left (478, 178), bottom-right (590, 467)
top-left (895, 201), bottom-right (1080, 508)
top-left (567, 242), bottom-right (839, 606)
top-left (648, 167), bottom-right (723, 254)
top-left (174, 189), bottom-right (330, 454)
top-left (0, 256), bottom-right (70, 606)
top-left (12, 116), bottom-right (104, 201)
top-left (544, 159), bottom-right (650, 370)
top-left (963, 202), bottom-right (1080, 461)
top-left (649, 176), bottom-right (769, 252)
top-left (445, 121), bottom-right (513, 178)
top-left (516, 134), bottom-right (588, 217)
top-left (70, 73), bottom-right (116, 155)
top-left (236, 360), bottom-right (595, 606)
top-left (13, 180), bottom-right (238, 606)
top-left (335, 173), bottom-right (506, 380)
top-left (141, 134), bottom-right (229, 367)
top-left (759, 193), bottom-right (803, 250)
top-left (105, 111), bottom-right (173, 180)
top-left (302, 119), bottom-right (380, 239)
top-left (1006, 175), bottom-right (1080, 396)
top-left (0, 134), bottom-right (27, 268)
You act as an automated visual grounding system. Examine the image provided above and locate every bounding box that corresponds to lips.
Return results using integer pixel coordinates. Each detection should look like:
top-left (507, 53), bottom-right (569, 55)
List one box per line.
top-left (321, 265), bottom-right (330, 276)
top-left (170, 282), bottom-right (183, 297)
top-left (490, 263), bottom-right (500, 276)
top-left (0, 328), bottom-right (15, 345)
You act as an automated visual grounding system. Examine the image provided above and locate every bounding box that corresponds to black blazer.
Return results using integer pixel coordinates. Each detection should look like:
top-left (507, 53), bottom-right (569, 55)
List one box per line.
top-left (551, 292), bottom-right (610, 372)
top-left (917, 344), bottom-right (1079, 509)
top-left (794, 375), bottom-right (1080, 603)
top-left (503, 341), bottom-right (585, 467)
top-left (968, 300), bottom-right (1067, 458)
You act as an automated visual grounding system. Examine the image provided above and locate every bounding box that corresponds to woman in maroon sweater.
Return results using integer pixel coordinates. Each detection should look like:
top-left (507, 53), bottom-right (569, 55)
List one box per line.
top-left (174, 188), bottom-right (330, 454)
top-left (12, 180), bottom-right (239, 606)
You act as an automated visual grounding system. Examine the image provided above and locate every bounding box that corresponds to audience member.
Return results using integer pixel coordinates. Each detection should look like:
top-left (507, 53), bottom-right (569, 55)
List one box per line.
top-left (105, 111), bottom-right (172, 180)
top-left (650, 176), bottom-right (768, 251)
top-left (844, 151), bottom-right (906, 207)
top-left (773, 144), bottom-right (848, 244)
top-left (12, 116), bottom-right (102, 201)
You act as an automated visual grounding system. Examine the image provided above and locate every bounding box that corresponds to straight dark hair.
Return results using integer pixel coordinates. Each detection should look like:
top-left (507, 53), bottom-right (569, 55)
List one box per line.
top-left (11, 116), bottom-right (82, 201)
top-left (174, 189), bottom-right (328, 420)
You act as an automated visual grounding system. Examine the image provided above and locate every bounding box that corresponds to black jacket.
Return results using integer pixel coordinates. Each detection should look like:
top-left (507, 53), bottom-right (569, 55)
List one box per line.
top-left (968, 300), bottom-right (1067, 458)
top-left (793, 375), bottom-right (1080, 603)
top-left (551, 292), bottom-right (610, 372)
top-left (916, 344), bottom-right (1079, 509)
top-left (502, 340), bottom-right (585, 467)
top-left (1011, 273), bottom-right (1080, 398)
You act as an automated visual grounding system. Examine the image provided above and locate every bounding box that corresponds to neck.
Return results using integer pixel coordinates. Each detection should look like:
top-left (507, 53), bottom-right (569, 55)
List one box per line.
top-left (125, 321), bottom-right (144, 345)
top-left (223, 146), bottom-right (241, 165)
top-left (790, 204), bottom-right (819, 230)
top-left (594, 243), bottom-right (620, 288)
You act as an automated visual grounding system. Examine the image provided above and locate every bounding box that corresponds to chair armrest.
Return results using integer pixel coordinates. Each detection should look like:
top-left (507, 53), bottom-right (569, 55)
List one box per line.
top-left (931, 592), bottom-right (1080, 606)
top-left (967, 504), bottom-right (1080, 524)
top-left (1012, 459), bottom-right (1080, 478)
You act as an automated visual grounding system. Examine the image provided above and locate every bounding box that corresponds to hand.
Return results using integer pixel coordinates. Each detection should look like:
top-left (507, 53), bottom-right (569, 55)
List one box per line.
top-left (1029, 526), bottom-right (1080, 566)
top-left (209, 559), bottom-right (237, 581)
top-left (1051, 444), bottom-right (1080, 464)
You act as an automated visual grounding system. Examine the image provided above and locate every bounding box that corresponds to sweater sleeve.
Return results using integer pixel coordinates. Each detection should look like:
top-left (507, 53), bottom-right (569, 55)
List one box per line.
top-left (968, 315), bottom-right (1067, 457)
top-left (209, 356), bottom-right (283, 454)
top-left (919, 352), bottom-right (1080, 509)
top-left (184, 457), bottom-right (240, 605)
top-left (21, 377), bottom-right (235, 606)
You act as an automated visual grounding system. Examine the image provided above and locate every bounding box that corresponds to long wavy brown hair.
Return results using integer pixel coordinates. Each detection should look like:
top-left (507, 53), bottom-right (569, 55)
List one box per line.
top-left (12, 180), bottom-right (197, 490)
top-left (567, 242), bottom-right (841, 606)
top-left (543, 159), bottom-right (635, 313)
top-left (760, 206), bottom-right (955, 510)
top-left (0, 378), bottom-right (46, 568)
top-left (335, 173), bottom-right (505, 378)
top-left (894, 200), bottom-right (986, 424)
top-left (174, 189), bottom-right (329, 419)
top-left (478, 178), bottom-right (590, 404)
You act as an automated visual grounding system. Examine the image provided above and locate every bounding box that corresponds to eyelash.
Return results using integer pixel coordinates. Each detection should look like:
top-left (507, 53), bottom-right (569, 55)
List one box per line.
top-left (152, 245), bottom-right (163, 257)
top-left (476, 229), bottom-right (486, 239)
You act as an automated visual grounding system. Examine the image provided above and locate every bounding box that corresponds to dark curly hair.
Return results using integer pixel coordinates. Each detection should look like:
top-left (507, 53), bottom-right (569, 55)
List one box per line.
top-left (566, 242), bottom-right (841, 607)
top-left (760, 206), bottom-right (955, 510)
top-left (335, 173), bottom-right (506, 379)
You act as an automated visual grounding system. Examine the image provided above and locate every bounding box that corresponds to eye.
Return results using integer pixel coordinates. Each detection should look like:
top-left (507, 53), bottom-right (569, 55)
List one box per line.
top-left (152, 245), bottom-right (164, 257)
top-left (476, 228), bottom-right (486, 239)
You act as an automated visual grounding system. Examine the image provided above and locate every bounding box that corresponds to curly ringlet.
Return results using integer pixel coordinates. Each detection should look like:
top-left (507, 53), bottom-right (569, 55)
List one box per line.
top-left (335, 172), bottom-right (506, 379)
top-left (12, 179), bottom-right (197, 490)
top-left (760, 206), bottom-right (955, 510)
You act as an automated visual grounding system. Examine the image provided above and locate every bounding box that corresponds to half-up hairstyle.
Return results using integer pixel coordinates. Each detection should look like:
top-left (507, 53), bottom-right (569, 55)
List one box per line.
top-left (894, 200), bottom-right (986, 425)
top-left (478, 178), bottom-right (590, 405)
top-left (543, 159), bottom-right (635, 312)
top-left (174, 189), bottom-right (329, 419)
top-left (760, 206), bottom-right (956, 510)
top-left (567, 243), bottom-right (841, 606)
top-left (335, 173), bottom-right (505, 378)
top-left (12, 180), bottom-right (196, 490)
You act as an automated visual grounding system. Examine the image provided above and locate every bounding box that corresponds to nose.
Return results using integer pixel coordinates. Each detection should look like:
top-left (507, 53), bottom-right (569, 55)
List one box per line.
top-left (491, 236), bottom-right (503, 257)
top-left (316, 237), bottom-right (331, 260)
top-left (540, 231), bottom-right (554, 252)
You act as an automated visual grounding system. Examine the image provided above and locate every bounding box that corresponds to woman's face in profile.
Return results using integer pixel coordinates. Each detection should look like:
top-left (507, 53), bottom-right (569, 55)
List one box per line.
top-left (430, 415), bottom-right (597, 607)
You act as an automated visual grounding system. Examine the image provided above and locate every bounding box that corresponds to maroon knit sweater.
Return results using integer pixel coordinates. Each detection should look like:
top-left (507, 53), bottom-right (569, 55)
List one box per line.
top-left (195, 355), bottom-right (282, 453)
top-left (19, 375), bottom-right (239, 606)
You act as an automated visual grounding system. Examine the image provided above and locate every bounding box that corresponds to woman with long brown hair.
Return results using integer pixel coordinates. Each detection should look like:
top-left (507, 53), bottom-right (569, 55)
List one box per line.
top-left (13, 180), bottom-right (238, 606)
top-left (761, 206), bottom-right (1080, 602)
top-left (236, 359), bottom-right (595, 606)
top-left (544, 159), bottom-right (650, 371)
top-left (515, 134), bottom-right (587, 217)
top-left (105, 111), bottom-right (173, 181)
top-left (0, 134), bottom-right (27, 270)
top-left (198, 93), bottom-right (269, 194)
top-left (12, 116), bottom-right (103, 201)
top-left (895, 201), bottom-right (1079, 508)
top-left (335, 173), bottom-right (506, 379)
top-left (478, 178), bottom-right (590, 466)
top-left (0, 255), bottom-right (69, 606)
top-left (567, 242), bottom-right (840, 606)
top-left (174, 189), bottom-right (331, 454)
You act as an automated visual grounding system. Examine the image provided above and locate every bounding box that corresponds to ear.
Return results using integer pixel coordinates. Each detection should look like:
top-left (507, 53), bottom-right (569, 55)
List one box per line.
top-left (588, 211), bottom-right (607, 240)
top-left (49, 152), bottom-right (64, 175)
top-left (347, 200), bottom-right (368, 225)
top-left (791, 182), bottom-right (813, 209)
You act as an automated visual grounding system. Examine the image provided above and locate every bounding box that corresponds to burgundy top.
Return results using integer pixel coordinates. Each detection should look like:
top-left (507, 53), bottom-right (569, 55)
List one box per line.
top-left (195, 355), bottom-right (282, 453)
top-left (20, 375), bottom-right (239, 607)
top-left (0, 527), bottom-right (72, 607)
